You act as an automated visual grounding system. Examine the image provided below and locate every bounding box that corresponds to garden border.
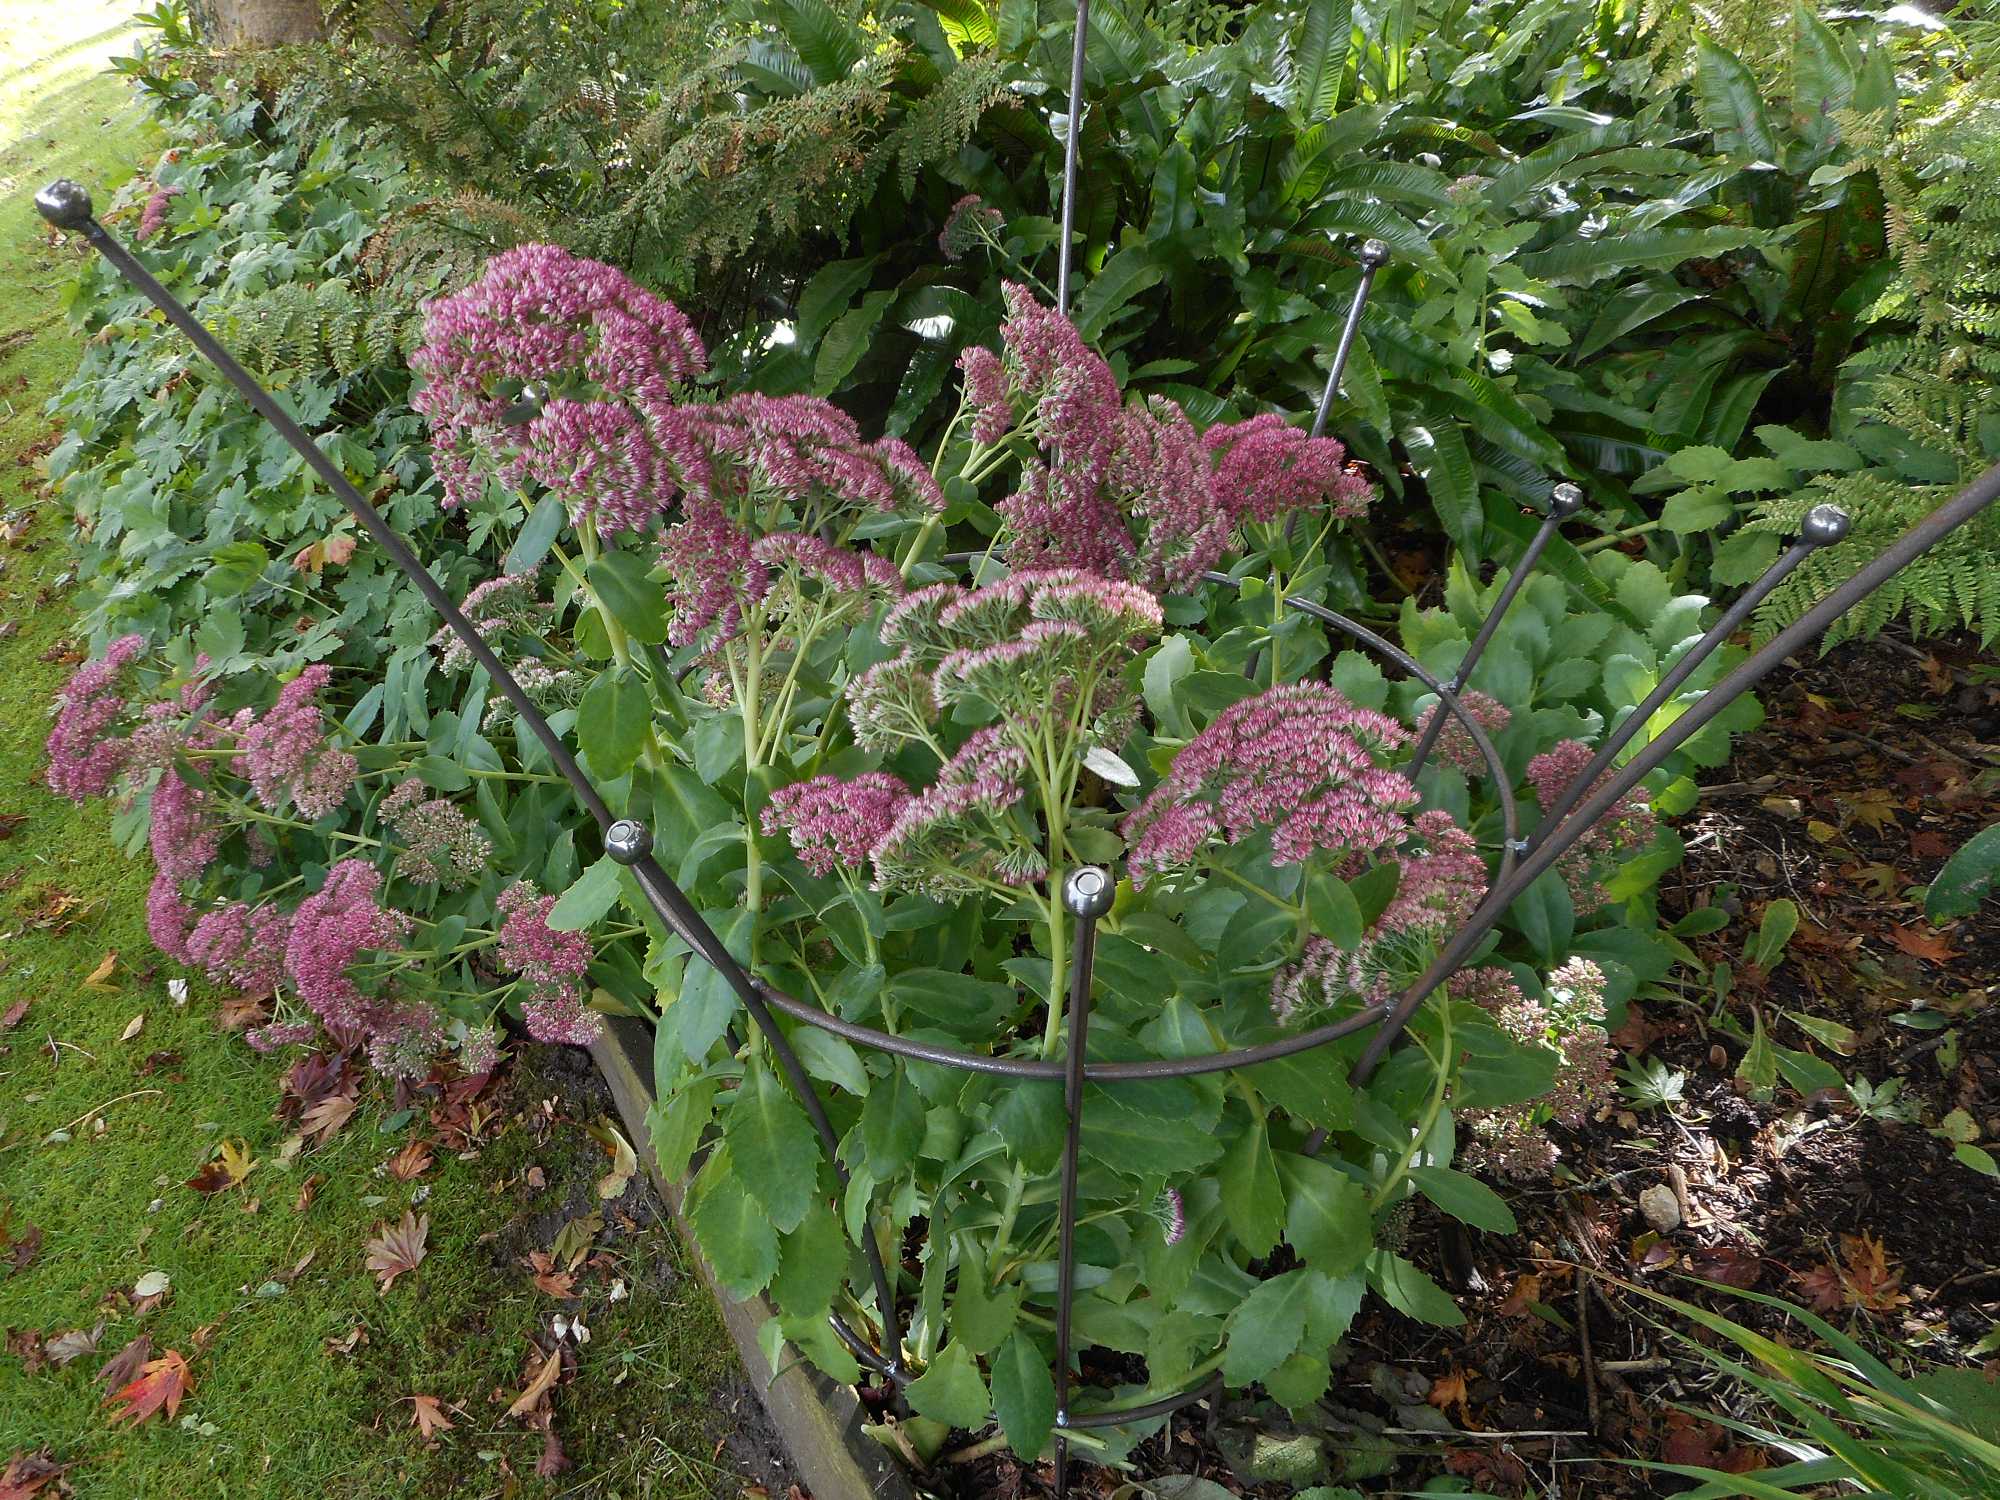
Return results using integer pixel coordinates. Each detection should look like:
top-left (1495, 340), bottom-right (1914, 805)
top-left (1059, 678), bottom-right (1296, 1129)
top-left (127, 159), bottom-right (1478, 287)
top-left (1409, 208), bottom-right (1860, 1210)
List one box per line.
top-left (589, 1015), bottom-right (920, 1500)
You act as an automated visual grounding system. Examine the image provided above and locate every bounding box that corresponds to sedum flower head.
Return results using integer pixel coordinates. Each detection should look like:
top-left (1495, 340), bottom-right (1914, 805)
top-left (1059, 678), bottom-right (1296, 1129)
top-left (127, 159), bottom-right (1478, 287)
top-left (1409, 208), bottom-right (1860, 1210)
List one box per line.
top-left (1413, 689), bottom-right (1512, 778)
top-left (380, 778), bottom-right (494, 889)
top-left (185, 900), bottom-right (290, 997)
top-left (1125, 682), bottom-right (1416, 886)
top-left (870, 728), bottom-right (1043, 901)
top-left (1203, 412), bottom-right (1373, 527)
top-left (496, 881), bottom-right (601, 1046)
top-left (234, 665), bottom-right (357, 820)
top-left (283, 860), bottom-right (412, 1029)
top-left (762, 772), bottom-right (913, 879)
top-left (1526, 740), bottom-right (1656, 909)
top-left (45, 634), bottom-right (146, 803)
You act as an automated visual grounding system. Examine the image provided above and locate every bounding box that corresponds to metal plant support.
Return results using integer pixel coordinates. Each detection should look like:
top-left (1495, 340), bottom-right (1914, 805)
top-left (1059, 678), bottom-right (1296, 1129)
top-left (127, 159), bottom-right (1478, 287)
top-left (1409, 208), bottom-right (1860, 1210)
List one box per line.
top-left (34, 5), bottom-right (2000, 1484)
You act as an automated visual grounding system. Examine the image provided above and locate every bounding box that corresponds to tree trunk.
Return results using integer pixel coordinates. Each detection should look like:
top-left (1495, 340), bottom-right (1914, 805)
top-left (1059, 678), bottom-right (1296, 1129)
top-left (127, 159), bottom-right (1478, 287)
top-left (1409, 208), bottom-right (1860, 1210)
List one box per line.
top-left (201, 0), bottom-right (325, 46)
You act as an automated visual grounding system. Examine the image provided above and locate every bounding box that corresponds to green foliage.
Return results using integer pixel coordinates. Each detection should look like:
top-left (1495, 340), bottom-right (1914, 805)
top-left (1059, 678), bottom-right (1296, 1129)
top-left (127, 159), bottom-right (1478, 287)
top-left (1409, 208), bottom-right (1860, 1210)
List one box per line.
top-left (1625, 1280), bottom-right (2000, 1499)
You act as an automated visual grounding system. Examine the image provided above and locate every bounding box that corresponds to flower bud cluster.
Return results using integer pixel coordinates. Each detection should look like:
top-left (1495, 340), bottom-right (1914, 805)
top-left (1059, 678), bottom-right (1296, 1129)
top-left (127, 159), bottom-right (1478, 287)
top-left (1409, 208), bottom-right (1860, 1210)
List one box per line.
top-left (380, 777), bottom-right (494, 889)
top-left (496, 881), bottom-right (601, 1045)
top-left (1455, 957), bottom-right (1615, 1180)
top-left (1526, 739), bottom-right (1657, 908)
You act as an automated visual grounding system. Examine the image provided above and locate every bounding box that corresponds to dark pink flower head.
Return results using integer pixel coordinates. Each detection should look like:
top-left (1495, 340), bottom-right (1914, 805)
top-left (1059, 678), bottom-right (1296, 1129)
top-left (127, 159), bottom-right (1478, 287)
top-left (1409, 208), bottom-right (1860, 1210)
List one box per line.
top-left (1526, 739), bottom-right (1656, 909)
top-left (283, 860), bottom-right (412, 1028)
top-left (45, 633), bottom-right (145, 803)
top-left (185, 900), bottom-right (290, 997)
top-left (147, 872), bottom-right (196, 964)
top-left (751, 532), bottom-right (905, 612)
top-left (1413, 689), bottom-right (1512, 778)
top-left (657, 502), bottom-right (767, 649)
top-left (1125, 682), bottom-right (1416, 886)
top-left (496, 881), bottom-right (599, 1044)
top-left (413, 243), bottom-right (705, 510)
top-left (513, 398), bottom-right (676, 537)
top-left (1375, 808), bottom-right (1487, 939)
top-left (958, 346), bottom-right (1011, 444)
top-left (245, 1020), bottom-right (319, 1054)
top-left (149, 767), bottom-right (220, 886)
top-left (1110, 397), bottom-right (1232, 593)
top-left (763, 772), bottom-right (913, 879)
top-left (234, 665), bottom-right (357, 819)
top-left (992, 284), bottom-right (1129, 574)
top-left (1204, 413), bottom-right (1374, 527)
top-left (137, 183), bottom-right (181, 241)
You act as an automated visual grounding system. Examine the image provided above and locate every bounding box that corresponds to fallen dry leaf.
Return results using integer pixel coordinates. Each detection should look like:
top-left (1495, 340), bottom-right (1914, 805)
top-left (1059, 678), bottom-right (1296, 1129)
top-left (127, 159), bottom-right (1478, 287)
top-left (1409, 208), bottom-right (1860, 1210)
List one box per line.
top-left (586, 1120), bottom-right (638, 1202)
top-left (294, 1173), bottom-right (324, 1213)
top-left (0, 1448), bottom-right (70, 1500)
top-left (1795, 1262), bottom-right (1847, 1313)
top-left (299, 1092), bottom-right (357, 1143)
top-left (95, 1334), bottom-right (151, 1393)
top-left (103, 1348), bottom-right (194, 1427)
top-left (407, 1393), bottom-right (455, 1440)
top-left (82, 952), bottom-right (118, 991)
top-left (119, 1013), bottom-right (144, 1042)
top-left (385, 1139), bottom-right (433, 1183)
top-left (1839, 1231), bottom-right (1909, 1313)
top-left (187, 1139), bottom-right (257, 1195)
top-left (45, 1321), bottom-right (105, 1368)
top-left (1886, 924), bottom-right (1954, 964)
top-left (524, 1251), bottom-right (577, 1300)
top-left (0, 1000), bottom-right (27, 1032)
top-left (507, 1345), bottom-right (562, 1419)
top-left (2, 1221), bottom-right (42, 1277)
top-left (365, 1210), bottom-right (429, 1293)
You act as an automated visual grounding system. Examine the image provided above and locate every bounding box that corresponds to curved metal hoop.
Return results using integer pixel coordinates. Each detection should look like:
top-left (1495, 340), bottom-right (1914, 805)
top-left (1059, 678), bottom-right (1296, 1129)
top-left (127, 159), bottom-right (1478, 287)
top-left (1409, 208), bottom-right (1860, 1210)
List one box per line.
top-left (41, 170), bottom-right (2000, 1491)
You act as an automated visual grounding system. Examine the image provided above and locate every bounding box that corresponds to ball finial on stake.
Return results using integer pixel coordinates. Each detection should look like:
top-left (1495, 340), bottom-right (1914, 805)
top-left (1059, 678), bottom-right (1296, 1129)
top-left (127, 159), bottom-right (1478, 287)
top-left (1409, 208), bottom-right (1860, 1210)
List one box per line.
top-left (1801, 503), bottom-right (1852, 546)
top-left (604, 819), bottom-right (654, 866)
top-left (1358, 237), bottom-right (1390, 269)
top-left (1061, 866), bottom-right (1114, 920)
top-left (35, 179), bottom-right (94, 231)
top-left (1549, 481), bottom-right (1587, 518)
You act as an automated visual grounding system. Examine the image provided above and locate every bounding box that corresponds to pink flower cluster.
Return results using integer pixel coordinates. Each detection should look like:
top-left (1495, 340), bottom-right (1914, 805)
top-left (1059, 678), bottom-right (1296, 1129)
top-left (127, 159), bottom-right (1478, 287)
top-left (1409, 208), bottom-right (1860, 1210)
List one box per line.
top-left (1456, 958), bottom-right (1615, 1180)
top-left (234, 666), bottom-right (358, 820)
top-left (365, 1000), bottom-right (449, 1080)
top-left (967, 285), bottom-right (1376, 592)
top-left (282, 859), bottom-right (413, 1029)
top-left (497, 881), bottom-right (600, 1045)
top-left (1413, 689), bottom-right (1513, 778)
top-left (1125, 682), bottom-right (1417, 886)
top-left (1526, 740), bottom-right (1657, 909)
top-left (939, 194), bottom-right (1004, 260)
top-left (871, 727), bottom-right (1044, 900)
top-left (137, 183), bottom-right (181, 241)
top-left (45, 634), bottom-right (145, 802)
top-left (762, 772), bottom-right (913, 879)
top-left (413, 242), bottom-right (707, 511)
top-left (380, 778), bottom-right (493, 888)
top-left (1266, 811), bottom-right (1489, 1022)
top-left (1204, 413), bottom-right (1374, 527)
top-left (185, 900), bottom-right (291, 997)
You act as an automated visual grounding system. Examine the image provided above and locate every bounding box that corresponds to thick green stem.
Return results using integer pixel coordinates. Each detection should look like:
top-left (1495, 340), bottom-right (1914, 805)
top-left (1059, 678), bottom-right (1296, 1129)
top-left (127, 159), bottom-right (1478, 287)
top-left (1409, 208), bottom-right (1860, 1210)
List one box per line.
top-left (1370, 1003), bottom-right (1452, 1211)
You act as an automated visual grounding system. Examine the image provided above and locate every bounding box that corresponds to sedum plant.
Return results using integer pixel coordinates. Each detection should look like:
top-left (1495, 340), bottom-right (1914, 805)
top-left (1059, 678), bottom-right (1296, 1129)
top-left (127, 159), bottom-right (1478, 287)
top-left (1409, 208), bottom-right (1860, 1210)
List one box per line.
top-left (49, 238), bottom-right (1736, 1463)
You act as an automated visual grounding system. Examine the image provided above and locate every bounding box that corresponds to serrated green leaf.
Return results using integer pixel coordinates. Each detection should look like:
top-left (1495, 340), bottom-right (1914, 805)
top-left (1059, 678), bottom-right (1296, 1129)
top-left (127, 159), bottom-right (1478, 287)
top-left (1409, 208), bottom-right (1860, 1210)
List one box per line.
top-left (907, 1341), bottom-right (990, 1430)
top-left (1220, 1121), bottom-right (1286, 1257)
top-left (729, 1057), bottom-right (819, 1233)
top-left (990, 1330), bottom-right (1055, 1457)
top-left (771, 1201), bottom-right (848, 1315)
top-left (860, 1067), bottom-right (926, 1179)
top-left (1278, 1153), bottom-right (1371, 1274)
top-left (1223, 1269), bottom-right (1312, 1384)
top-left (1366, 1250), bottom-right (1464, 1326)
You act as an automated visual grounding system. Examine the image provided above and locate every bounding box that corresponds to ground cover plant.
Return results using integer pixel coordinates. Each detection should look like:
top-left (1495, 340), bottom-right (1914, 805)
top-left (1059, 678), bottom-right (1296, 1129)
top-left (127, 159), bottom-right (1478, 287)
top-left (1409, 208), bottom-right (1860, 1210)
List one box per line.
top-left (18, 0), bottom-right (2000, 1494)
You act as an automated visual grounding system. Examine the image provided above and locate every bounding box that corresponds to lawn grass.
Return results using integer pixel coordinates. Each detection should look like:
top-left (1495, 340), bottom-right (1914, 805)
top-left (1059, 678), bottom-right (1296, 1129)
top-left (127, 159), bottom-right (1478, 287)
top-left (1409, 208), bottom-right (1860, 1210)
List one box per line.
top-left (2, 18), bottom-right (755, 1497)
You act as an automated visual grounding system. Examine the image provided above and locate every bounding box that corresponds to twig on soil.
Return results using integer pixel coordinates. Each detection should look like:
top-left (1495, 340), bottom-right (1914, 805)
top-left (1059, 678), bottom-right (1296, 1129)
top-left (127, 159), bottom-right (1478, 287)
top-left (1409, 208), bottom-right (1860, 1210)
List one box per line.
top-left (941, 1434), bottom-right (1011, 1465)
top-left (1577, 1279), bottom-right (1602, 1437)
top-left (1383, 1427), bottom-right (1590, 1440)
top-left (57, 1087), bottom-right (160, 1133)
top-left (1598, 1358), bottom-right (1673, 1374)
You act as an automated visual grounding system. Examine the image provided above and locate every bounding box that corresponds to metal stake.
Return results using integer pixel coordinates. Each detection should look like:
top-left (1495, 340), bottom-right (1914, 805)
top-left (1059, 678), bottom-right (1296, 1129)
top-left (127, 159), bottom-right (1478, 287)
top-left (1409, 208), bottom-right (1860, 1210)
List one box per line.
top-left (1055, 0), bottom-right (1091, 314)
top-left (1051, 865), bottom-right (1112, 1498)
top-left (1525, 505), bottom-right (1850, 850)
top-left (1403, 481), bottom-right (1587, 779)
top-left (1311, 237), bottom-right (1388, 439)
